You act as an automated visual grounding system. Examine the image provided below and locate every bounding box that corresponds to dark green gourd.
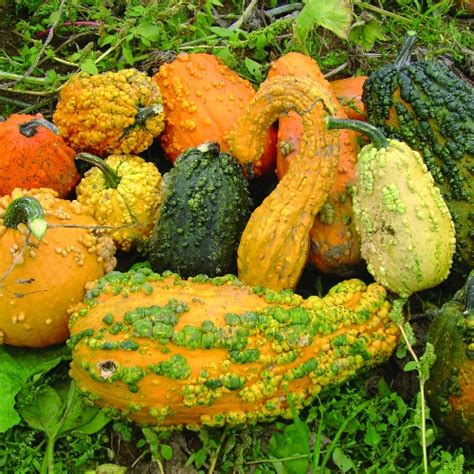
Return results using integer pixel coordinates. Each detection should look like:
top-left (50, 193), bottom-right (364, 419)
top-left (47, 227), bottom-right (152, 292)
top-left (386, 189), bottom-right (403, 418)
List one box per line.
top-left (425, 271), bottom-right (474, 445)
top-left (363, 32), bottom-right (474, 276)
top-left (149, 142), bottom-right (252, 277)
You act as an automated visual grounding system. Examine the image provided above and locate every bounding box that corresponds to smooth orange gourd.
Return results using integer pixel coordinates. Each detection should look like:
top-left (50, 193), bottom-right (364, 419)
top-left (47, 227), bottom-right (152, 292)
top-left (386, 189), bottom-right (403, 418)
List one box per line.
top-left (153, 53), bottom-right (277, 176)
top-left (268, 53), bottom-right (362, 276)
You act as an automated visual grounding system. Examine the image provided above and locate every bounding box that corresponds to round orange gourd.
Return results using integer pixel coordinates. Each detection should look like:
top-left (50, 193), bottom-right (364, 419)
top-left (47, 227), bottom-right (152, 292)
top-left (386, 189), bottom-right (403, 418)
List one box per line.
top-left (268, 53), bottom-right (362, 276)
top-left (0, 114), bottom-right (79, 198)
top-left (330, 76), bottom-right (367, 121)
top-left (153, 53), bottom-right (276, 176)
top-left (53, 69), bottom-right (165, 156)
top-left (0, 188), bottom-right (116, 347)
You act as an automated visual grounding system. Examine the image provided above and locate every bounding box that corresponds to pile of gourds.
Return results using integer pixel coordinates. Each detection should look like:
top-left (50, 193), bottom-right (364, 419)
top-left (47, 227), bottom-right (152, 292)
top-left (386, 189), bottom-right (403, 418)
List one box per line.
top-left (0, 33), bottom-right (472, 436)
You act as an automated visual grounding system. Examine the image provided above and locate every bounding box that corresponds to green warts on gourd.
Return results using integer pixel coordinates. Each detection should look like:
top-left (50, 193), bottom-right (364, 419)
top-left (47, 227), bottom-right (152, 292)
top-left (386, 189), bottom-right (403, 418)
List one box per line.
top-left (68, 268), bottom-right (399, 429)
top-left (327, 118), bottom-right (456, 297)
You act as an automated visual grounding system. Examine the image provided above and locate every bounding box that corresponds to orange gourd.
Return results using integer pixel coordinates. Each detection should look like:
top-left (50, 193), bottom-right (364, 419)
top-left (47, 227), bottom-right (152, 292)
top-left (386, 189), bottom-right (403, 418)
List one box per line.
top-left (53, 69), bottom-right (165, 156)
top-left (0, 188), bottom-right (116, 347)
top-left (69, 268), bottom-right (400, 429)
top-left (0, 114), bottom-right (79, 198)
top-left (330, 76), bottom-right (367, 121)
top-left (153, 53), bottom-right (277, 176)
top-left (268, 53), bottom-right (362, 276)
top-left (228, 75), bottom-right (341, 291)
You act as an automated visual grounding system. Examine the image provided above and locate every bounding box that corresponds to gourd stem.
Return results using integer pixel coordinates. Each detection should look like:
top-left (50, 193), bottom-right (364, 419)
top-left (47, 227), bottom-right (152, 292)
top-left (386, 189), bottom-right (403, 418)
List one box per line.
top-left (394, 30), bottom-right (417, 69)
top-left (19, 118), bottom-right (59, 137)
top-left (326, 117), bottom-right (389, 149)
top-left (76, 152), bottom-right (121, 189)
top-left (135, 103), bottom-right (164, 126)
top-left (4, 196), bottom-right (48, 240)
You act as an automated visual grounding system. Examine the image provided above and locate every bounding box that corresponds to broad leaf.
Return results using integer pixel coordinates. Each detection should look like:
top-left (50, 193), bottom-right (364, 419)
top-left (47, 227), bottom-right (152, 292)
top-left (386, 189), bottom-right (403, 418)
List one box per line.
top-left (0, 345), bottom-right (70, 432)
top-left (295, 0), bottom-right (353, 42)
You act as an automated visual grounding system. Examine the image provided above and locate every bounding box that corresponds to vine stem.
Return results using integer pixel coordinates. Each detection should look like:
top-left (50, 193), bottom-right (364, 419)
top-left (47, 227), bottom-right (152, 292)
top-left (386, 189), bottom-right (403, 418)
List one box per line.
top-left (0, 71), bottom-right (51, 84)
top-left (229, 0), bottom-right (258, 30)
top-left (397, 322), bottom-right (429, 474)
top-left (208, 428), bottom-right (228, 474)
top-left (354, 1), bottom-right (411, 24)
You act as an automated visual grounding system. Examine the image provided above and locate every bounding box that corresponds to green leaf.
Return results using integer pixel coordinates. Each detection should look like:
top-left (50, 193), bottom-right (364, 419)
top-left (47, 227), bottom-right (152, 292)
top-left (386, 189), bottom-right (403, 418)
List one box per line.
top-left (19, 385), bottom-right (62, 435)
top-left (244, 58), bottom-right (264, 82)
top-left (0, 345), bottom-right (70, 433)
top-left (403, 360), bottom-right (418, 372)
top-left (363, 424), bottom-right (381, 447)
top-left (130, 23), bottom-right (161, 43)
top-left (349, 18), bottom-right (387, 51)
top-left (295, 0), bottom-right (353, 42)
top-left (160, 444), bottom-right (173, 461)
top-left (80, 58), bottom-right (99, 75)
top-left (268, 420), bottom-right (310, 474)
top-left (332, 447), bottom-right (355, 472)
top-left (209, 26), bottom-right (234, 38)
top-left (19, 380), bottom-right (110, 439)
top-left (122, 45), bottom-right (134, 65)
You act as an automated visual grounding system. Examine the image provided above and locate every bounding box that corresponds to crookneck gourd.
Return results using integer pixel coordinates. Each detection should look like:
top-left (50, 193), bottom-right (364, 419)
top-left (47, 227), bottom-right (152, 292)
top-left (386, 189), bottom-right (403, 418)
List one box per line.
top-left (327, 119), bottom-right (456, 297)
top-left (53, 69), bottom-right (165, 156)
top-left (0, 188), bottom-right (116, 347)
top-left (68, 267), bottom-right (400, 429)
top-left (148, 142), bottom-right (252, 278)
top-left (153, 52), bottom-right (277, 176)
top-left (0, 114), bottom-right (79, 198)
top-left (227, 75), bottom-right (341, 291)
top-left (267, 52), bottom-right (362, 277)
top-left (425, 271), bottom-right (473, 445)
top-left (363, 32), bottom-right (474, 274)
top-left (75, 153), bottom-right (163, 252)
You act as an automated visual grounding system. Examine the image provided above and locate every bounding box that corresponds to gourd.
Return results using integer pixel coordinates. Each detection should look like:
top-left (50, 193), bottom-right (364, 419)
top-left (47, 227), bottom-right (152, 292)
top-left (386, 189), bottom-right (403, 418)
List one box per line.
top-left (330, 76), bottom-right (367, 121)
top-left (53, 69), bottom-right (165, 156)
top-left (0, 114), bottom-right (79, 198)
top-left (227, 75), bottom-right (341, 290)
top-left (426, 271), bottom-right (474, 445)
top-left (68, 267), bottom-right (400, 429)
top-left (327, 118), bottom-right (456, 297)
top-left (153, 52), bottom-right (277, 176)
top-left (75, 153), bottom-right (163, 252)
top-left (0, 188), bottom-right (116, 347)
top-left (267, 52), bottom-right (362, 276)
top-left (363, 33), bottom-right (474, 274)
top-left (148, 142), bottom-right (252, 278)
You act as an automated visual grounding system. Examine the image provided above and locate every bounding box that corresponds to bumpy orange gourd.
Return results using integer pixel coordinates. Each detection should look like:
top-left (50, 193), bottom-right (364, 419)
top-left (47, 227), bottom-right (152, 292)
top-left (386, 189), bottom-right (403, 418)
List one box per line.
top-left (267, 53), bottom-right (362, 276)
top-left (53, 69), bottom-right (165, 156)
top-left (330, 76), bottom-right (367, 121)
top-left (0, 114), bottom-right (79, 198)
top-left (228, 75), bottom-right (340, 291)
top-left (0, 188), bottom-right (116, 347)
top-left (153, 53), bottom-right (277, 176)
top-left (68, 268), bottom-right (400, 429)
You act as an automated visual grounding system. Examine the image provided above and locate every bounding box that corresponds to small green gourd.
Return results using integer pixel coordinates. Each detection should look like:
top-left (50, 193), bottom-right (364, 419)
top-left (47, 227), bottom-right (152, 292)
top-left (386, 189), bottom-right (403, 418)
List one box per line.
top-left (148, 142), bottom-right (252, 278)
